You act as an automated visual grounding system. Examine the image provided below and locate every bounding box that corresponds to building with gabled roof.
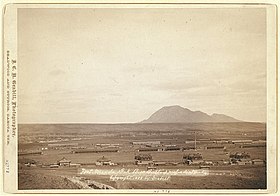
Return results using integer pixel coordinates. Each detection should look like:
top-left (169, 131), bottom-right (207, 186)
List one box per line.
top-left (96, 156), bottom-right (112, 166)
top-left (57, 157), bottom-right (71, 166)
top-left (134, 154), bottom-right (153, 165)
top-left (183, 153), bottom-right (204, 165)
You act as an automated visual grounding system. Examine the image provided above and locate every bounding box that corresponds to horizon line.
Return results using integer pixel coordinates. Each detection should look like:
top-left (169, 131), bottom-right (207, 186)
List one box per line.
top-left (18, 121), bottom-right (266, 125)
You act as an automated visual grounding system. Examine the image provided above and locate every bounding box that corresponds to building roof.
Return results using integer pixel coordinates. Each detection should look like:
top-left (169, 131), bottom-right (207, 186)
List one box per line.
top-left (135, 154), bottom-right (153, 161)
top-left (138, 147), bottom-right (158, 151)
top-left (58, 157), bottom-right (71, 163)
top-left (154, 161), bottom-right (166, 165)
top-left (165, 146), bottom-right (180, 149)
top-left (231, 140), bottom-right (253, 143)
top-left (239, 159), bottom-right (251, 162)
top-left (206, 146), bottom-right (225, 148)
top-left (132, 141), bottom-right (160, 144)
top-left (97, 156), bottom-right (111, 162)
top-left (252, 159), bottom-right (264, 162)
top-left (230, 152), bottom-right (250, 159)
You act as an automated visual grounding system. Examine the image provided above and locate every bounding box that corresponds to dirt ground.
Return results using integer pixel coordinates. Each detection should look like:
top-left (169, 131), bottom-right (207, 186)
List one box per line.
top-left (84, 166), bottom-right (267, 189)
top-left (18, 123), bottom-right (267, 190)
top-left (18, 168), bottom-right (80, 189)
top-left (18, 165), bottom-right (266, 190)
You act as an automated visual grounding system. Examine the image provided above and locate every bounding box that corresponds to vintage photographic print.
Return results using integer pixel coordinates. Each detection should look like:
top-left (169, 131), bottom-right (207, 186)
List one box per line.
top-left (2, 2), bottom-right (277, 194)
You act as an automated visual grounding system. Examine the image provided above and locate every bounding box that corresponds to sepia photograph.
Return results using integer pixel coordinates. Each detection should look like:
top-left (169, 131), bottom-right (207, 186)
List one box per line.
top-left (2, 2), bottom-right (276, 193)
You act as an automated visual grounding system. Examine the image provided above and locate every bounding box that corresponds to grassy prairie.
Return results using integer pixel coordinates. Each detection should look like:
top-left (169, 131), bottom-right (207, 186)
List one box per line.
top-left (18, 122), bottom-right (267, 190)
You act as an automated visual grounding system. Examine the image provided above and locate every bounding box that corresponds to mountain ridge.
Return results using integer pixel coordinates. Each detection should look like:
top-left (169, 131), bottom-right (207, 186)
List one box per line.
top-left (141, 105), bottom-right (241, 123)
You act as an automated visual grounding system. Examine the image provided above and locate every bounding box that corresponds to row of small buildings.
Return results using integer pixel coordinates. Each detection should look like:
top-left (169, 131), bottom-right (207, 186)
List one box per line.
top-left (132, 140), bottom-right (266, 151)
top-left (190, 139), bottom-right (266, 145)
top-left (49, 156), bottom-right (117, 168)
top-left (182, 152), bottom-right (265, 166)
top-left (134, 152), bottom-right (266, 166)
top-left (73, 149), bottom-right (119, 153)
top-left (40, 149), bottom-right (265, 169)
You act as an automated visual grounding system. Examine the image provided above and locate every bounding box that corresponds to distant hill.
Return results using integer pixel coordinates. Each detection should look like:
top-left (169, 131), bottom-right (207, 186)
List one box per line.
top-left (141, 105), bottom-right (241, 123)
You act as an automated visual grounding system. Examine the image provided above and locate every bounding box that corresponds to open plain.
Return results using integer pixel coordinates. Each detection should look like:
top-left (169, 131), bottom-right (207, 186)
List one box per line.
top-left (18, 122), bottom-right (266, 190)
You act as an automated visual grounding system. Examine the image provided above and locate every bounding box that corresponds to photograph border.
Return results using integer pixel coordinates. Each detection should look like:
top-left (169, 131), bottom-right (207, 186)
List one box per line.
top-left (1, 0), bottom-right (278, 194)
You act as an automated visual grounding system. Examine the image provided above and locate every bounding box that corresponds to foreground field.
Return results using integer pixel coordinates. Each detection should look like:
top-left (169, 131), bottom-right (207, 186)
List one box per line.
top-left (19, 165), bottom-right (266, 189)
top-left (18, 169), bottom-right (80, 189)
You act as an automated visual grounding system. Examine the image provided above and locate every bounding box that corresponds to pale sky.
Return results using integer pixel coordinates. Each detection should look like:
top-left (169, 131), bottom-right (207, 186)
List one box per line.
top-left (18, 8), bottom-right (267, 123)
